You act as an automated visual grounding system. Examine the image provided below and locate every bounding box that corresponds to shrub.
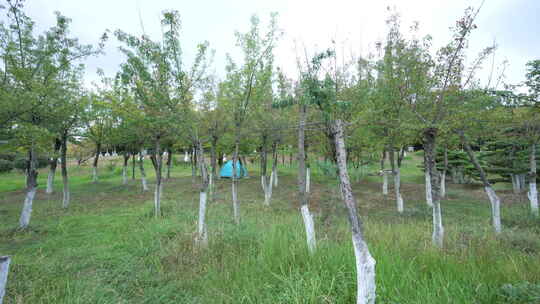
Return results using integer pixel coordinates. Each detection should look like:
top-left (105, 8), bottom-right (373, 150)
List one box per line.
top-left (13, 155), bottom-right (49, 171)
top-left (0, 152), bottom-right (17, 162)
top-left (498, 282), bottom-right (540, 303)
top-left (0, 159), bottom-right (14, 173)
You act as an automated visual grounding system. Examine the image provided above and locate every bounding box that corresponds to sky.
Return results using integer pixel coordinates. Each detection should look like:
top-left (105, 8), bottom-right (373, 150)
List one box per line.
top-left (12, 0), bottom-right (540, 90)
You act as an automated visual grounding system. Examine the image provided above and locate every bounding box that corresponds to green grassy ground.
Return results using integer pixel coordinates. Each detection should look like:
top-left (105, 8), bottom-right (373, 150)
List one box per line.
top-left (1, 153), bottom-right (539, 303)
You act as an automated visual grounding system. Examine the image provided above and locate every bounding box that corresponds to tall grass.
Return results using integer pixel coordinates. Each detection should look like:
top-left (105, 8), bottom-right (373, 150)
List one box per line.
top-left (0, 153), bottom-right (539, 303)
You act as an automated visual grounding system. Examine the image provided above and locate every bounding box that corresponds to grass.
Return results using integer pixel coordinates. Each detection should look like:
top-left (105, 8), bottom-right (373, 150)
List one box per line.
top-left (1, 152), bottom-right (539, 303)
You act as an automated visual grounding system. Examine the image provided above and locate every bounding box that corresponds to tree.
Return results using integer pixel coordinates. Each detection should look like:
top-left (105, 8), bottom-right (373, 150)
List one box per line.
top-left (0, 0), bottom-right (102, 228)
top-left (407, 6), bottom-right (491, 247)
top-left (221, 13), bottom-right (280, 224)
top-left (116, 10), bottom-right (211, 218)
top-left (299, 49), bottom-right (376, 304)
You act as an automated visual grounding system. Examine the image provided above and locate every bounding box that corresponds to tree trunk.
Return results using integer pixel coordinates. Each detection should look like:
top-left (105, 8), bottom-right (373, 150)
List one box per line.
top-left (528, 143), bottom-right (538, 216)
top-left (298, 104), bottom-right (316, 253)
top-left (152, 139), bottom-right (163, 218)
top-left (389, 148), bottom-right (403, 212)
top-left (272, 142), bottom-right (278, 188)
top-left (210, 136), bottom-right (218, 184)
top-left (381, 149), bottom-right (388, 195)
top-left (139, 152), bottom-right (149, 192)
top-left (46, 138), bottom-right (62, 194)
top-left (166, 149), bottom-right (173, 180)
top-left (424, 168), bottom-right (433, 207)
top-left (382, 171), bottom-right (389, 195)
top-left (0, 256), bottom-right (10, 304)
top-left (61, 135), bottom-right (70, 209)
top-left (122, 153), bottom-right (130, 185)
top-left (196, 140), bottom-right (209, 246)
top-left (191, 146), bottom-right (197, 183)
top-left (441, 146), bottom-right (448, 198)
top-left (19, 147), bottom-right (38, 229)
top-left (459, 130), bottom-right (502, 234)
top-left (92, 143), bottom-right (101, 183)
top-left (306, 167), bottom-right (311, 194)
top-left (332, 119), bottom-right (376, 304)
top-left (424, 128), bottom-right (443, 248)
top-left (232, 134), bottom-right (240, 224)
top-left (132, 152), bottom-right (136, 180)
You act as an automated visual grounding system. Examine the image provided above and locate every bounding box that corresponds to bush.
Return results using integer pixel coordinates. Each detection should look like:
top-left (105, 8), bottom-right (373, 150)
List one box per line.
top-left (0, 159), bottom-right (14, 173)
top-left (0, 152), bottom-right (16, 162)
top-left (13, 155), bottom-right (49, 171)
top-left (498, 282), bottom-right (540, 303)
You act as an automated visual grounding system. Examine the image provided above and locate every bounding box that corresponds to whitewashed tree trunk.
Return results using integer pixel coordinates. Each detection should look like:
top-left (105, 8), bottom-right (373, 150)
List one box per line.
top-left (440, 171), bottom-right (446, 198)
top-left (528, 143), bottom-right (538, 216)
top-left (19, 186), bottom-right (36, 229)
top-left (61, 137), bottom-right (70, 209)
top-left (232, 139), bottom-right (240, 224)
top-left (264, 172), bottom-right (273, 206)
top-left (460, 130), bottom-right (503, 234)
top-left (511, 174), bottom-right (520, 194)
top-left (424, 129), bottom-right (443, 247)
top-left (298, 104), bottom-right (317, 253)
top-left (425, 170), bottom-right (433, 207)
top-left (46, 166), bottom-right (56, 194)
top-left (122, 166), bottom-right (128, 185)
top-left (198, 191), bottom-right (208, 245)
top-left (529, 183), bottom-right (539, 216)
top-left (272, 166), bottom-right (278, 187)
top-left (0, 256), bottom-right (10, 304)
top-left (151, 140), bottom-right (164, 218)
top-left (520, 174), bottom-right (526, 192)
top-left (485, 186), bottom-right (502, 234)
top-left (195, 140), bottom-right (210, 246)
top-left (333, 119), bottom-right (376, 304)
top-left (139, 153), bottom-right (149, 192)
top-left (431, 198), bottom-right (444, 247)
top-left (306, 167), bottom-right (310, 193)
top-left (92, 166), bottom-right (98, 183)
top-left (382, 172), bottom-right (388, 195)
top-left (19, 147), bottom-right (38, 229)
top-left (301, 205), bottom-right (316, 253)
top-left (154, 182), bottom-right (162, 217)
top-left (394, 169), bottom-right (404, 213)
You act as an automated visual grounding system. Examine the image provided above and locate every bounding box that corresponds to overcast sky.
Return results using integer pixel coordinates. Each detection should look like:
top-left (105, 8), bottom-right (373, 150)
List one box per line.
top-left (15, 0), bottom-right (540, 89)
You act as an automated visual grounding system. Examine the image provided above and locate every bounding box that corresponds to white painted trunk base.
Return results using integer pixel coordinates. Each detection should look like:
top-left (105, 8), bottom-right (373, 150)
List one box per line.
top-left (154, 183), bottom-right (162, 217)
top-left (141, 177), bottom-right (148, 192)
top-left (440, 172), bottom-right (446, 198)
top-left (431, 201), bottom-right (444, 248)
top-left (19, 187), bottom-right (37, 229)
top-left (382, 172), bottom-right (388, 195)
top-left (301, 205), bottom-right (316, 254)
top-left (46, 169), bottom-right (55, 194)
top-left (0, 256), bottom-right (10, 304)
top-left (92, 167), bottom-right (98, 183)
top-left (485, 186), bottom-right (502, 234)
top-left (529, 182), bottom-right (539, 216)
top-left (394, 170), bottom-right (404, 213)
top-left (197, 191), bottom-right (208, 246)
top-left (62, 175), bottom-right (70, 209)
top-left (232, 181), bottom-right (239, 224)
top-left (306, 168), bottom-right (310, 193)
top-left (425, 171), bottom-right (433, 207)
top-left (273, 168), bottom-right (278, 187)
top-left (122, 166), bottom-right (128, 185)
top-left (352, 235), bottom-right (376, 304)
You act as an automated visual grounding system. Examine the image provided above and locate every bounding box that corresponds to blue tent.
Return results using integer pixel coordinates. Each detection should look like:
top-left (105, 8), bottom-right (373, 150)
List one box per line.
top-left (219, 160), bottom-right (248, 178)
